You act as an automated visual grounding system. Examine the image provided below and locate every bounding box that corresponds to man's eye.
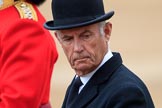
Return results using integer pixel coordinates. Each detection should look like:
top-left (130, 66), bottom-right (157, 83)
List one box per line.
top-left (64, 38), bottom-right (71, 41)
top-left (81, 34), bottom-right (92, 40)
top-left (62, 37), bottom-right (72, 42)
top-left (84, 34), bottom-right (90, 38)
top-left (61, 37), bottom-right (73, 45)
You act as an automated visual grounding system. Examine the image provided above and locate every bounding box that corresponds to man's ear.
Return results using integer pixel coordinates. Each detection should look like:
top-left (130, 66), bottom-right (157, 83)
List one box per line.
top-left (54, 31), bottom-right (61, 42)
top-left (104, 22), bottom-right (112, 41)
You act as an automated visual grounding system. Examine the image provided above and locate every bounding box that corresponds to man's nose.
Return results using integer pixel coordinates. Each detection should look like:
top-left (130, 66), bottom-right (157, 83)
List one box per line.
top-left (73, 39), bottom-right (83, 52)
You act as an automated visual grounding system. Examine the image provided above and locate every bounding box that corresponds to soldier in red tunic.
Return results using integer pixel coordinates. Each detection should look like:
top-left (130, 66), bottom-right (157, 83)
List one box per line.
top-left (0, 0), bottom-right (58, 108)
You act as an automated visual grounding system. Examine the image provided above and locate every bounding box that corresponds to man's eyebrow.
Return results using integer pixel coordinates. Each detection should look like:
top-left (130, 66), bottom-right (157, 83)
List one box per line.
top-left (79, 30), bottom-right (93, 36)
top-left (61, 35), bottom-right (73, 39)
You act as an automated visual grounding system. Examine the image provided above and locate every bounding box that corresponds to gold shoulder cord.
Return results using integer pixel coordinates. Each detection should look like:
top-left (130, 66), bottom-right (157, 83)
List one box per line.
top-left (14, 1), bottom-right (38, 21)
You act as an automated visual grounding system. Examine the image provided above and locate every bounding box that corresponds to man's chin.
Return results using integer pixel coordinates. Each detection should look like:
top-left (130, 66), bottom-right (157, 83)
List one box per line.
top-left (73, 66), bottom-right (91, 76)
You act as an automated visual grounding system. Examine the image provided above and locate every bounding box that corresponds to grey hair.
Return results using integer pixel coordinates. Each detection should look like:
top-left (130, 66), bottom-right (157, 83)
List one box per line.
top-left (98, 21), bottom-right (106, 36)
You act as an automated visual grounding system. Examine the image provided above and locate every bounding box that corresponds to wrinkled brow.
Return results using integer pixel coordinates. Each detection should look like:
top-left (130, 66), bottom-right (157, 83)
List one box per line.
top-left (79, 30), bottom-right (94, 36)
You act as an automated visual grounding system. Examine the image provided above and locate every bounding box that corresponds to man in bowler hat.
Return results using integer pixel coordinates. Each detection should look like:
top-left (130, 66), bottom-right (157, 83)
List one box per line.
top-left (44, 0), bottom-right (154, 108)
top-left (0, 0), bottom-right (58, 108)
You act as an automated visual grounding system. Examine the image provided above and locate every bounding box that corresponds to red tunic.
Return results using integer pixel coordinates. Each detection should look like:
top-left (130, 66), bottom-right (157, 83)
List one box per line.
top-left (0, 1), bottom-right (58, 108)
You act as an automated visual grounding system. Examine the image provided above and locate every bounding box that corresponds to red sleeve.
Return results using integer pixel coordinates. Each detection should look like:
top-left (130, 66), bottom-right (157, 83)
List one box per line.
top-left (0, 19), bottom-right (58, 108)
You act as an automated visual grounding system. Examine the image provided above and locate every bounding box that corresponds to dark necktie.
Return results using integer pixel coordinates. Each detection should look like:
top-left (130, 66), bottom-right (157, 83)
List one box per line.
top-left (67, 77), bottom-right (83, 106)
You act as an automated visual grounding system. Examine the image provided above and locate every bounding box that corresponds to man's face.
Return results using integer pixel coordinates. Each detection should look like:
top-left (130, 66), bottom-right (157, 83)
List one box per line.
top-left (56, 22), bottom-right (112, 76)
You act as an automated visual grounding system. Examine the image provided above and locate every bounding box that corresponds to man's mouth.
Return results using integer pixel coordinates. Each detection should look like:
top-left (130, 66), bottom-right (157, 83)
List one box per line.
top-left (74, 57), bottom-right (89, 62)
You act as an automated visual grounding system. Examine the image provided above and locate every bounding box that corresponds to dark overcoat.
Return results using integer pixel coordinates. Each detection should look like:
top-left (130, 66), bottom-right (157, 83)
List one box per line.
top-left (62, 53), bottom-right (154, 108)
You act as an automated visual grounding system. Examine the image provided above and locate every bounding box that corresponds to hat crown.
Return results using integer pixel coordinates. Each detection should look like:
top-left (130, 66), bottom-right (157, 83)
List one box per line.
top-left (44, 0), bottom-right (114, 30)
top-left (52, 0), bottom-right (105, 20)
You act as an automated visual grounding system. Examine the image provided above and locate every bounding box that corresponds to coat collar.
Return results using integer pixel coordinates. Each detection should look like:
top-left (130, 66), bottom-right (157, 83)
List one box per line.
top-left (68, 52), bottom-right (123, 108)
top-left (90, 52), bottom-right (123, 85)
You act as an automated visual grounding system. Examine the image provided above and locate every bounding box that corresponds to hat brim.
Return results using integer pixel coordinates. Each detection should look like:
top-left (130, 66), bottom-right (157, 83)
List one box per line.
top-left (44, 11), bottom-right (114, 30)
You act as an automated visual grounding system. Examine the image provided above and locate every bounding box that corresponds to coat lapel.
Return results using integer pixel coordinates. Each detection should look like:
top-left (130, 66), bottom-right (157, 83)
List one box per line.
top-left (69, 85), bottom-right (98, 108)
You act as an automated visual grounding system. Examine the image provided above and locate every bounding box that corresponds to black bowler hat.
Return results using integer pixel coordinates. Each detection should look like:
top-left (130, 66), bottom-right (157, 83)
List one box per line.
top-left (44, 0), bottom-right (114, 30)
